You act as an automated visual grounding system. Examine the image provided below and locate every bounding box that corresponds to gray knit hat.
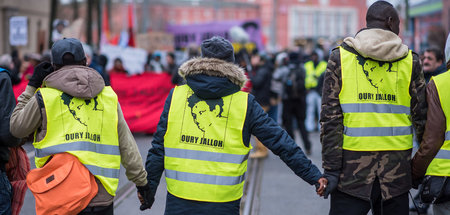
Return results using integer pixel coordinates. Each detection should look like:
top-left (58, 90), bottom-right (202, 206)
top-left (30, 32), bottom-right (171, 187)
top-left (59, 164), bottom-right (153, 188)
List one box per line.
top-left (201, 36), bottom-right (235, 63)
top-left (445, 33), bottom-right (450, 64)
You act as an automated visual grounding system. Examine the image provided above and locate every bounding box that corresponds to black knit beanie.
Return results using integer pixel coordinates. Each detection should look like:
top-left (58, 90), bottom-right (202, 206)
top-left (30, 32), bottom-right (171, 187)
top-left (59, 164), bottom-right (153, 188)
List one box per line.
top-left (201, 36), bottom-right (235, 63)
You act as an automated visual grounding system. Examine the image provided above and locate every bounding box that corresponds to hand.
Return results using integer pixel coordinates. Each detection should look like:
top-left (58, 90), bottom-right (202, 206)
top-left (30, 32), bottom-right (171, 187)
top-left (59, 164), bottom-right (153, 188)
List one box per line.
top-left (316, 177), bottom-right (328, 196)
top-left (28, 62), bottom-right (54, 88)
top-left (137, 192), bottom-right (144, 204)
top-left (136, 184), bottom-right (155, 211)
top-left (322, 170), bottom-right (339, 199)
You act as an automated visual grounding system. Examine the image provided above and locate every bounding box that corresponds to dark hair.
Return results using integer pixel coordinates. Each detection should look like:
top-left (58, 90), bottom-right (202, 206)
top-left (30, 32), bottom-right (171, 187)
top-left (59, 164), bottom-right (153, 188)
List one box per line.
top-left (425, 46), bottom-right (444, 62)
top-left (167, 52), bottom-right (175, 60)
top-left (366, 1), bottom-right (399, 29)
top-left (53, 53), bottom-right (86, 70)
top-left (98, 54), bottom-right (108, 68)
top-left (114, 57), bottom-right (123, 64)
top-left (241, 21), bottom-right (259, 30)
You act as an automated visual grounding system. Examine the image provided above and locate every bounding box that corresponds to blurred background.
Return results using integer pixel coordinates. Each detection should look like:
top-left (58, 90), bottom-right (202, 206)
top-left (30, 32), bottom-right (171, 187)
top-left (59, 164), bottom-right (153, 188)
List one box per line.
top-left (2, 1), bottom-right (449, 214)
top-left (1, 0), bottom-right (448, 62)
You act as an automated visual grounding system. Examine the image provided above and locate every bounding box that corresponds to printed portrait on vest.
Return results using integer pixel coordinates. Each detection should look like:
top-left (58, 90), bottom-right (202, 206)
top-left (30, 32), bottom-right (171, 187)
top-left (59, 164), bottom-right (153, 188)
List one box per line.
top-left (187, 94), bottom-right (225, 133)
top-left (178, 90), bottom-right (231, 149)
top-left (356, 56), bottom-right (399, 103)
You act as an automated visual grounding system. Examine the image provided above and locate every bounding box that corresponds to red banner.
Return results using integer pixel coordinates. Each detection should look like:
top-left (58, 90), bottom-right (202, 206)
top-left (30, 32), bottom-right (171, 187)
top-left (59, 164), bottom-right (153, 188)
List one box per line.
top-left (110, 73), bottom-right (174, 134)
top-left (11, 73), bottom-right (172, 134)
top-left (13, 81), bottom-right (28, 101)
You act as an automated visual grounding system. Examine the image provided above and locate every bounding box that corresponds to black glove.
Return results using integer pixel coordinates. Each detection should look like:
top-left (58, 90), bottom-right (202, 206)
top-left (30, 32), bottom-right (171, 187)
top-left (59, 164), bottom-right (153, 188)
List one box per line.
top-left (322, 170), bottom-right (340, 199)
top-left (136, 184), bottom-right (155, 211)
top-left (28, 62), bottom-right (54, 88)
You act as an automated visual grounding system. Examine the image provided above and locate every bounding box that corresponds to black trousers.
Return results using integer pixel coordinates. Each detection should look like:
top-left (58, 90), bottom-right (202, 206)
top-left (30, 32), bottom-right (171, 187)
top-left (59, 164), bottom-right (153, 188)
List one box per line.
top-left (282, 98), bottom-right (311, 151)
top-left (329, 179), bottom-right (409, 215)
top-left (78, 203), bottom-right (113, 215)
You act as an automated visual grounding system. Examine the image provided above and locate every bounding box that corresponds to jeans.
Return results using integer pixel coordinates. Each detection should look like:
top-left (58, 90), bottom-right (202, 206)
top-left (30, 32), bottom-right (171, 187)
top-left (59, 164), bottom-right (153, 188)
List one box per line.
top-left (305, 90), bottom-right (321, 132)
top-left (0, 171), bottom-right (12, 215)
top-left (433, 201), bottom-right (450, 215)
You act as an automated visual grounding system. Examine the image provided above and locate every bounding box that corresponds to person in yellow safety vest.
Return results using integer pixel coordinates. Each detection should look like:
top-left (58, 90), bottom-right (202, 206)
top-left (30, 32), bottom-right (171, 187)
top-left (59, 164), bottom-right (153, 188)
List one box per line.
top-left (412, 33), bottom-right (450, 215)
top-left (10, 38), bottom-right (154, 214)
top-left (145, 36), bottom-right (328, 215)
top-left (304, 51), bottom-right (327, 132)
top-left (320, 1), bottom-right (427, 215)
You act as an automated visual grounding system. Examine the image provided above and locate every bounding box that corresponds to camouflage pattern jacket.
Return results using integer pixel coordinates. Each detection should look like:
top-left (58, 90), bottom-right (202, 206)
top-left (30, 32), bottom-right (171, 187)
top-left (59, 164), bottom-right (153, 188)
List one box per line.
top-left (321, 28), bottom-right (427, 201)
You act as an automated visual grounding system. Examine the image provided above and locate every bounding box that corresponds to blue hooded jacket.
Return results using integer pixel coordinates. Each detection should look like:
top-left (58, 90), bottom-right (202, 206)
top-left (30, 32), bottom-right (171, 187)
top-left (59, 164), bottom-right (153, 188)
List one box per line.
top-left (145, 57), bottom-right (322, 215)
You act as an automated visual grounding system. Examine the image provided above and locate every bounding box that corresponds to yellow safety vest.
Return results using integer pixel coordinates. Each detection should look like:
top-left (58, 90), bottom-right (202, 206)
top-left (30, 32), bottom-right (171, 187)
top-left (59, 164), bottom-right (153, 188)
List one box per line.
top-left (426, 71), bottom-right (450, 176)
top-left (305, 60), bottom-right (327, 89)
top-left (33, 87), bottom-right (120, 196)
top-left (339, 47), bottom-right (413, 151)
top-left (164, 85), bottom-right (250, 202)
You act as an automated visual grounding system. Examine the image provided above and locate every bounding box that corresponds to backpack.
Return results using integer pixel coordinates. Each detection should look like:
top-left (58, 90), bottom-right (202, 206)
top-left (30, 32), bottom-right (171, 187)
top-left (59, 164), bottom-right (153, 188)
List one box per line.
top-left (26, 153), bottom-right (98, 215)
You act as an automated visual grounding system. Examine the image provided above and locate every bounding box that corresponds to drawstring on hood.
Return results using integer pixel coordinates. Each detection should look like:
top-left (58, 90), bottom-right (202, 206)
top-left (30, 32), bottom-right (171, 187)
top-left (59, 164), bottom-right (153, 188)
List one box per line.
top-left (43, 65), bottom-right (105, 99)
top-left (344, 28), bottom-right (409, 62)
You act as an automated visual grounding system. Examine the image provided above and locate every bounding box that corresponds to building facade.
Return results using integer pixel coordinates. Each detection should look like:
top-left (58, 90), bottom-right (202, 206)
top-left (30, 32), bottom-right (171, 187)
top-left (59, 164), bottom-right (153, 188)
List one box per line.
top-left (408, 0), bottom-right (448, 52)
top-left (233, 0), bottom-right (367, 50)
top-left (107, 0), bottom-right (366, 51)
top-left (0, 0), bottom-right (50, 55)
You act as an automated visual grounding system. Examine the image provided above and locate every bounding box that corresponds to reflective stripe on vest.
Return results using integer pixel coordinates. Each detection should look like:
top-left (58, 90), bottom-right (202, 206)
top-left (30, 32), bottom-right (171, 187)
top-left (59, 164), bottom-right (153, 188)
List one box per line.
top-left (164, 85), bottom-right (250, 202)
top-left (426, 71), bottom-right (450, 176)
top-left (165, 169), bottom-right (246, 186)
top-left (305, 61), bottom-right (327, 89)
top-left (34, 87), bottom-right (120, 196)
top-left (341, 103), bottom-right (410, 115)
top-left (339, 47), bottom-right (413, 151)
top-left (35, 141), bottom-right (120, 157)
top-left (344, 126), bottom-right (413, 137)
top-left (165, 147), bottom-right (249, 164)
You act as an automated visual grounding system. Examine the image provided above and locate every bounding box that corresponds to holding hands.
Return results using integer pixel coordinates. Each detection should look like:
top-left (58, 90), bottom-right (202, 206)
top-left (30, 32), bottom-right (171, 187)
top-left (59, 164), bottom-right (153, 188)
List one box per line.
top-left (320, 170), bottom-right (339, 199)
top-left (137, 184), bottom-right (155, 211)
top-left (316, 177), bottom-right (328, 196)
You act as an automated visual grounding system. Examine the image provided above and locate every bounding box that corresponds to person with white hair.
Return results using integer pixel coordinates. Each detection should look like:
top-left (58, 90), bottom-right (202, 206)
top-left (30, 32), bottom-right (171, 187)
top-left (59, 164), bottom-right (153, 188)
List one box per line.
top-left (0, 53), bottom-right (21, 85)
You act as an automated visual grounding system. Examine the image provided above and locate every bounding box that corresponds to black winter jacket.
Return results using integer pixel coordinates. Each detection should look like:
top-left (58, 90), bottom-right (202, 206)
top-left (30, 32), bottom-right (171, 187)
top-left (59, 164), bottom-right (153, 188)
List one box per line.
top-left (0, 68), bottom-right (21, 169)
top-left (250, 62), bottom-right (273, 107)
top-left (145, 58), bottom-right (322, 215)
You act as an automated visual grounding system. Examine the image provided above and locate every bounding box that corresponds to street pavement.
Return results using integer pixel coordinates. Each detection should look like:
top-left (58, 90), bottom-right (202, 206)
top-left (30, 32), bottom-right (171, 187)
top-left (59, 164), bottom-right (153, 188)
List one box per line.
top-left (20, 132), bottom-right (430, 215)
top-left (258, 131), bottom-right (329, 215)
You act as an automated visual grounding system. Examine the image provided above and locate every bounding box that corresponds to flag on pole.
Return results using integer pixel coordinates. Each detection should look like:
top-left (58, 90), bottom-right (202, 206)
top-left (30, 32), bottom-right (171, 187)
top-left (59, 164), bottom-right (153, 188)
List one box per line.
top-left (127, 3), bottom-right (135, 47)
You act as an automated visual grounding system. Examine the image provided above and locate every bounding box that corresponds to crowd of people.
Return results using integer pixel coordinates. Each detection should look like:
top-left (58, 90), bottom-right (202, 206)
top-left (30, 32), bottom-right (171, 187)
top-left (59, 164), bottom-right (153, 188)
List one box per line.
top-left (1, 0), bottom-right (450, 215)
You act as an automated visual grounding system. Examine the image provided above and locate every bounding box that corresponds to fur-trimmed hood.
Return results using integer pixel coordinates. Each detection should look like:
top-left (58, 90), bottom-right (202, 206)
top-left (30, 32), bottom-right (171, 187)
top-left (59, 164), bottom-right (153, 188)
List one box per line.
top-left (178, 57), bottom-right (247, 88)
